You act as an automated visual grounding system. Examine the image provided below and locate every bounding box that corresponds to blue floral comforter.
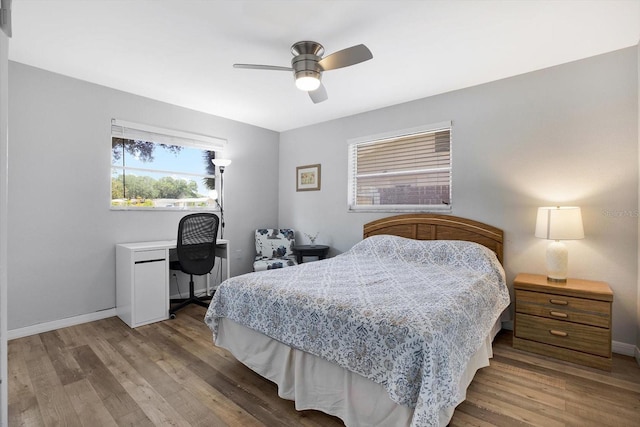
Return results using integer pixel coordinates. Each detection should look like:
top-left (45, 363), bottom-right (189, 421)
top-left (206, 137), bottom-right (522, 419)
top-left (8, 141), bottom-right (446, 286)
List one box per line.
top-left (205, 235), bottom-right (510, 426)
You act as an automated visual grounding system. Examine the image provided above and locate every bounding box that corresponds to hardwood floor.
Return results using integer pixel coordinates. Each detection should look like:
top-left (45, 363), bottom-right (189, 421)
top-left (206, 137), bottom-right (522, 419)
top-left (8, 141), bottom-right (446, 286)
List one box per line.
top-left (8, 305), bottom-right (640, 426)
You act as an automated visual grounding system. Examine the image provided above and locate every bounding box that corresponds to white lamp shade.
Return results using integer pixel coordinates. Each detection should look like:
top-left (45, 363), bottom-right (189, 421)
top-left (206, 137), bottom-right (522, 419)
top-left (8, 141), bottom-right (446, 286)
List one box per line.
top-left (535, 206), bottom-right (584, 240)
top-left (211, 158), bottom-right (232, 168)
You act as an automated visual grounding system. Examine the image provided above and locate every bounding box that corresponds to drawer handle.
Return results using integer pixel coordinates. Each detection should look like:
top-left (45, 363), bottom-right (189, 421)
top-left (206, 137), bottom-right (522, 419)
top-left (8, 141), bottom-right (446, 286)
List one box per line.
top-left (550, 311), bottom-right (568, 318)
top-left (549, 299), bottom-right (569, 305)
top-left (549, 329), bottom-right (568, 337)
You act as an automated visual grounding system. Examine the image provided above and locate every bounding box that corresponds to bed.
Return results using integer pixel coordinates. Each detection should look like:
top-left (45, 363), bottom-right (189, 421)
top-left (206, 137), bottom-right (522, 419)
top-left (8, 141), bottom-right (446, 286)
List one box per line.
top-left (205, 214), bottom-right (510, 427)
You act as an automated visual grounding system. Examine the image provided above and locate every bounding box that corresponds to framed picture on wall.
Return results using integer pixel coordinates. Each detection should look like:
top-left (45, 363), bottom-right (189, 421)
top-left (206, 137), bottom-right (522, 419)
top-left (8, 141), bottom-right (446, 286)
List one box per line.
top-left (296, 164), bottom-right (321, 191)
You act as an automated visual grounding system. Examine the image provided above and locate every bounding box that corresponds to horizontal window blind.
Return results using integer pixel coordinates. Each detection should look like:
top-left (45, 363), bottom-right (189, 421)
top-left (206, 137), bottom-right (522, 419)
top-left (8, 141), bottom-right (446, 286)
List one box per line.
top-left (111, 119), bottom-right (227, 151)
top-left (348, 123), bottom-right (451, 211)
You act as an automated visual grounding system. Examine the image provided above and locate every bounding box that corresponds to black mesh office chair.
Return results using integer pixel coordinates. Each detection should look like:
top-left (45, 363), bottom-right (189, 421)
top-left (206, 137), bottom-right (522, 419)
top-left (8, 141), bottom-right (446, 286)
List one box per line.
top-left (169, 213), bottom-right (220, 318)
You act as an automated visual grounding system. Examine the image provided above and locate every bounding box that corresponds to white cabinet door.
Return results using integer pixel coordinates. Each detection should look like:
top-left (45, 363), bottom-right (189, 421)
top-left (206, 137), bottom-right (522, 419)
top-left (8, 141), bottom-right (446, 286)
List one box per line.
top-left (133, 259), bottom-right (167, 326)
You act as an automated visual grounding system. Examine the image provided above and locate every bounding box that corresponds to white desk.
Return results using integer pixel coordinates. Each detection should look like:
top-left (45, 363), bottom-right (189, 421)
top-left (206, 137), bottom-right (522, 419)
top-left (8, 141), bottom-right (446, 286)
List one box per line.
top-left (116, 239), bottom-right (229, 328)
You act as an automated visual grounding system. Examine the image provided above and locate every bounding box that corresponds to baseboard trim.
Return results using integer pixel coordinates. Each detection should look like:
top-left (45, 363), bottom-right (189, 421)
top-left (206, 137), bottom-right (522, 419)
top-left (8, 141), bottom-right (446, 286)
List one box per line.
top-left (8, 308), bottom-right (117, 340)
top-left (612, 340), bottom-right (636, 357)
top-left (7, 289), bottom-right (216, 340)
top-left (635, 346), bottom-right (640, 366)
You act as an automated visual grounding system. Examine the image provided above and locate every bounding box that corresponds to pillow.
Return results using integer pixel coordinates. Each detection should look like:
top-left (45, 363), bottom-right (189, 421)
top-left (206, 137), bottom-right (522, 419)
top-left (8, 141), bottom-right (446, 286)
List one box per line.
top-left (348, 234), bottom-right (501, 275)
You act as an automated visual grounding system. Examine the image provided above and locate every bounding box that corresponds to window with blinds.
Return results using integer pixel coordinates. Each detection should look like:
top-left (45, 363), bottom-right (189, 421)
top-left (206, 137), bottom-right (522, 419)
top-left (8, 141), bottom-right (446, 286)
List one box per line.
top-left (111, 119), bottom-right (227, 210)
top-left (348, 122), bottom-right (451, 211)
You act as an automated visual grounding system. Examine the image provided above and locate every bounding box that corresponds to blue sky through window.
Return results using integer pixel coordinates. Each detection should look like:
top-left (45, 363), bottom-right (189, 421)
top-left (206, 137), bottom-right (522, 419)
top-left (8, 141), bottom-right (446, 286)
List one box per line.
top-left (112, 141), bottom-right (215, 197)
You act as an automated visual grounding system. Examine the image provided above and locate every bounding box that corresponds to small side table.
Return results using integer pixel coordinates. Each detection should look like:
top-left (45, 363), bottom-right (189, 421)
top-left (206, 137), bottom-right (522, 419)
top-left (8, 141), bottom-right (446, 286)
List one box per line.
top-left (292, 245), bottom-right (330, 264)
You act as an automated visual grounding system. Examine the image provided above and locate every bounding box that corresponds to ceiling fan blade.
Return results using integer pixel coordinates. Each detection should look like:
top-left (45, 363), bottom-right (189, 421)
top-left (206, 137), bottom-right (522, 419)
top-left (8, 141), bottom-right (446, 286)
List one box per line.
top-left (318, 44), bottom-right (373, 71)
top-left (233, 64), bottom-right (293, 71)
top-left (308, 83), bottom-right (328, 104)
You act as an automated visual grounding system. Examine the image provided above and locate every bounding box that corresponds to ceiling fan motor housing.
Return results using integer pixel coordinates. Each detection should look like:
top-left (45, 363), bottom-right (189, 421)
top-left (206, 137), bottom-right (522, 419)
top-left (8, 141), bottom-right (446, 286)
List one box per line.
top-left (291, 41), bottom-right (324, 83)
top-left (292, 55), bottom-right (322, 81)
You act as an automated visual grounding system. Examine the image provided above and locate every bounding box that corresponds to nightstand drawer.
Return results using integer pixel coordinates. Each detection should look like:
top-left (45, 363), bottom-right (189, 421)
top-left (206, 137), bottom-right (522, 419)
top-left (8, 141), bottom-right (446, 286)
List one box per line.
top-left (515, 289), bottom-right (610, 328)
top-left (515, 313), bottom-right (611, 357)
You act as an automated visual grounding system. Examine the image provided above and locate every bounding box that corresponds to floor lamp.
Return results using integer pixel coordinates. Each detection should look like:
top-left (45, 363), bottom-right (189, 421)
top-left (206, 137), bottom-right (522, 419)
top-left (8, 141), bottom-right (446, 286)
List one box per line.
top-left (211, 158), bottom-right (231, 238)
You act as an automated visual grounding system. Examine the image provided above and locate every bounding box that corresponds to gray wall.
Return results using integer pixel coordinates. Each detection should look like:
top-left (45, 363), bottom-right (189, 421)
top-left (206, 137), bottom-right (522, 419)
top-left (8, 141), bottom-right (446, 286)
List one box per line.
top-left (279, 47), bottom-right (639, 346)
top-left (8, 62), bottom-right (279, 330)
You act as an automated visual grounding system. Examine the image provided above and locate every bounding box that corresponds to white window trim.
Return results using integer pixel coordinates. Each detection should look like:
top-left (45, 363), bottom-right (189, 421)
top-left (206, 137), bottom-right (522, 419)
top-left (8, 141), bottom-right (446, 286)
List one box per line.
top-left (347, 121), bottom-right (452, 213)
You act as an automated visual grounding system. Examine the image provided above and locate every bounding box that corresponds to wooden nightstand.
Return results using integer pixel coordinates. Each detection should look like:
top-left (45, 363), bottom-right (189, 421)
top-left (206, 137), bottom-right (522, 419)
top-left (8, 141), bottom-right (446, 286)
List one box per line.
top-left (513, 273), bottom-right (613, 371)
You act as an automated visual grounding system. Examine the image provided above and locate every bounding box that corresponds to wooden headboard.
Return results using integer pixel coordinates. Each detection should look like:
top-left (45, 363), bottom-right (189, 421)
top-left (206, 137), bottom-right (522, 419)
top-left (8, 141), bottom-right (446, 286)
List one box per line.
top-left (363, 214), bottom-right (504, 264)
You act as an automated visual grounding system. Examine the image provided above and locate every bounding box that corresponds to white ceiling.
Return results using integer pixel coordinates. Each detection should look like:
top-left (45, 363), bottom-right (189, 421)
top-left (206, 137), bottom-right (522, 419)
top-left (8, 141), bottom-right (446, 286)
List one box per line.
top-left (9, 0), bottom-right (640, 132)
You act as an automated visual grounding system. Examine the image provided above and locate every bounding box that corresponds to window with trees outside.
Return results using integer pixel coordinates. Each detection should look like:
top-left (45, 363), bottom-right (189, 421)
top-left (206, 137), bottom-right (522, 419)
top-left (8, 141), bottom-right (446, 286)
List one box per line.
top-left (111, 119), bottom-right (227, 210)
top-left (348, 122), bottom-right (451, 212)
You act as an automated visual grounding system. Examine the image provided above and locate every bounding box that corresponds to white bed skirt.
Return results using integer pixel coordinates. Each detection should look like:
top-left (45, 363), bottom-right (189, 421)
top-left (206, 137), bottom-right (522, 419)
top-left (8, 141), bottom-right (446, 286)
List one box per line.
top-left (215, 318), bottom-right (502, 427)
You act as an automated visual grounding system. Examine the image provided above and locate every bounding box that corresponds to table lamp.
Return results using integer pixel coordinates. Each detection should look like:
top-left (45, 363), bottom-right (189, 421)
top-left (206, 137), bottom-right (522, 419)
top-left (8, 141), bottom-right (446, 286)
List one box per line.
top-left (535, 206), bottom-right (584, 282)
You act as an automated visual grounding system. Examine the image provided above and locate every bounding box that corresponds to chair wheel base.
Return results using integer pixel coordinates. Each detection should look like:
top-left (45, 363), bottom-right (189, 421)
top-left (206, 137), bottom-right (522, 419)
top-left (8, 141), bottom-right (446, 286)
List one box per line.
top-left (169, 290), bottom-right (213, 318)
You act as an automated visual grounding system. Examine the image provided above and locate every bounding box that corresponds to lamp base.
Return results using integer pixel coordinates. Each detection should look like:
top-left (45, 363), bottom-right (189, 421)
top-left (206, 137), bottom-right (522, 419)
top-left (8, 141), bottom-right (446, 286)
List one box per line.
top-left (546, 240), bottom-right (568, 282)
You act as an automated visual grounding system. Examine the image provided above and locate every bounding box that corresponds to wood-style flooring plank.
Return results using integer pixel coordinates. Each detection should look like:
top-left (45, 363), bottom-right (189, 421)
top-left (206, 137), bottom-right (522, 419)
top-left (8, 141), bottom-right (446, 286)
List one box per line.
top-left (496, 344), bottom-right (640, 393)
top-left (26, 351), bottom-right (83, 426)
top-left (108, 334), bottom-right (227, 426)
top-left (87, 334), bottom-right (192, 426)
top-left (471, 370), bottom-right (567, 411)
top-left (7, 337), bottom-right (44, 426)
top-left (70, 343), bottom-right (149, 423)
top-left (149, 320), bottom-right (334, 427)
top-left (116, 326), bottom-right (267, 427)
top-left (448, 408), bottom-right (500, 427)
top-left (464, 387), bottom-right (566, 427)
top-left (40, 330), bottom-right (85, 386)
top-left (8, 305), bottom-right (640, 427)
top-left (453, 400), bottom-right (532, 427)
top-left (63, 379), bottom-right (118, 427)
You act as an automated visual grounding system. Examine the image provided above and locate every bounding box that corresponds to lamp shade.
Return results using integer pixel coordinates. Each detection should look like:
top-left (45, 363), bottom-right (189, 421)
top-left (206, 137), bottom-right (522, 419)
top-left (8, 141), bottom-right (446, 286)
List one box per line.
top-left (535, 206), bottom-right (584, 240)
top-left (211, 158), bottom-right (232, 168)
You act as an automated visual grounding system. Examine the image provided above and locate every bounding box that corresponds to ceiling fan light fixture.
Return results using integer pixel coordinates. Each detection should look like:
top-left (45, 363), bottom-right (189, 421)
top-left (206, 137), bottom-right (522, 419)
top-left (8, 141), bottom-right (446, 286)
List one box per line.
top-left (234, 40), bottom-right (372, 102)
top-left (295, 73), bottom-right (321, 92)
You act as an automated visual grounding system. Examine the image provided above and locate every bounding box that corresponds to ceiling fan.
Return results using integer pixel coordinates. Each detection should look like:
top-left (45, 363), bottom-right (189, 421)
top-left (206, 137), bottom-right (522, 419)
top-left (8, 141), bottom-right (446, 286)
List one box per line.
top-left (233, 41), bottom-right (373, 104)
